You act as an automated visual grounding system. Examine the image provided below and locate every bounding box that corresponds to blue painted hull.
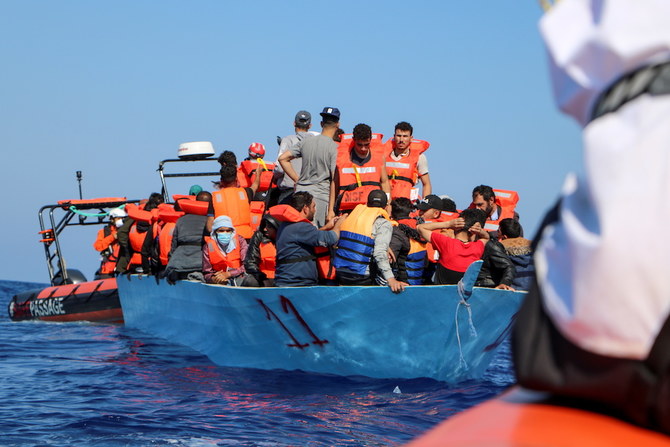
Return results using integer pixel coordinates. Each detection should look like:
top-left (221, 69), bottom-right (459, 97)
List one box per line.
top-left (117, 276), bottom-right (524, 382)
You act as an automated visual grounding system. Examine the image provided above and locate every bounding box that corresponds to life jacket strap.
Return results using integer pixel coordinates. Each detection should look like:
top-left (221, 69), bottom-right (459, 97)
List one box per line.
top-left (338, 181), bottom-right (381, 192)
top-left (276, 254), bottom-right (317, 265)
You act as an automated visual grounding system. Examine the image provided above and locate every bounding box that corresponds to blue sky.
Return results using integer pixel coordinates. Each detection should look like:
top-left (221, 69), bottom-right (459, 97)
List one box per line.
top-left (1, 1), bottom-right (581, 283)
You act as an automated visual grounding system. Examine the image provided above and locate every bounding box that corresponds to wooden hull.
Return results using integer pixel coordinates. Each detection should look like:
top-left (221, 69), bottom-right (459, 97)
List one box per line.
top-left (117, 275), bottom-right (524, 382)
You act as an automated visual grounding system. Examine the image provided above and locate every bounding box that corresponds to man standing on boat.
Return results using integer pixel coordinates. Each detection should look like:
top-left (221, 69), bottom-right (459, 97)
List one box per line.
top-left (271, 191), bottom-right (343, 287)
top-left (331, 123), bottom-right (391, 215)
top-left (278, 107), bottom-right (340, 228)
top-left (334, 190), bottom-right (408, 293)
top-left (275, 110), bottom-right (314, 203)
top-left (384, 121), bottom-right (431, 201)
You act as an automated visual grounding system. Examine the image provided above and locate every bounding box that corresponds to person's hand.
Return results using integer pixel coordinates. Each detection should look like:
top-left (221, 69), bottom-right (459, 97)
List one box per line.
top-left (387, 278), bottom-right (409, 293)
top-left (449, 217), bottom-right (465, 230)
top-left (387, 248), bottom-right (397, 264)
top-left (213, 271), bottom-right (231, 284)
top-left (333, 215), bottom-right (346, 229)
top-left (469, 222), bottom-right (484, 236)
top-left (495, 284), bottom-right (515, 291)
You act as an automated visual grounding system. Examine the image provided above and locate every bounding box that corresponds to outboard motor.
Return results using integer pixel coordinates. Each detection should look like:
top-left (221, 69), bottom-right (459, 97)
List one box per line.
top-left (53, 269), bottom-right (87, 285)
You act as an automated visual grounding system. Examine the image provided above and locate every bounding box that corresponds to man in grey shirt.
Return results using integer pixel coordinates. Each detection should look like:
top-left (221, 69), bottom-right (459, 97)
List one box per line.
top-left (278, 106), bottom-right (340, 228)
top-left (275, 110), bottom-right (314, 203)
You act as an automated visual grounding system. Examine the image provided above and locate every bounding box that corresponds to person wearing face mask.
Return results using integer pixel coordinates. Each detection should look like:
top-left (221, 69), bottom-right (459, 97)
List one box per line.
top-left (203, 215), bottom-right (249, 285)
top-left (93, 207), bottom-right (127, 279)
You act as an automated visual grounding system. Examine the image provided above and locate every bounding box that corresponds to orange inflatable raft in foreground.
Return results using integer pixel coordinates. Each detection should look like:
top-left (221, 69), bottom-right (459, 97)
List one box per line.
top-left (405, 387), bottom-right (670, 447)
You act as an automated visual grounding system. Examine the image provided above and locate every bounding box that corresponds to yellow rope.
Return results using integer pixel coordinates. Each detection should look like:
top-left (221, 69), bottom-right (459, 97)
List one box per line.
top-left (256, 158), bottom-right (269, 171)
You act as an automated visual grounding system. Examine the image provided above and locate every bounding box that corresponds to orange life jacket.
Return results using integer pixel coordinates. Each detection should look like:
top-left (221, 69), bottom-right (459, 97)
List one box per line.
top-left (335, 136), bottom-right (386, 212)
top-left (333, 204), bottom-right (390, 276)
top-left (249, 201), bottom-right (266, 232)
top-left (178, 199), bottom-right (210, 216)
top-left (125, 203), bottom-right (154, 224)
top-left (172, 194), bottom-right (195, 202)
top-left (158, 221), bottom-right (176, 266)
top-left (94, 226), bottom-right (119, 275)
top-left (128, 222), bottom-right (147, 266)
top-left (268, 204), bottom-right (334, 280)
top-left (259, 241), bottom-right (276, 279)
top-left (469, 189), bottom-right (519, 233)
top-left (383, 138), bottom-right (430, 200)
top-left (440, 210), bottom-right (460, 221)
top-left (204, 235), bottom-right (242, 272)
top-left (237, 158), bottom-right (276, 192)
top-left (212, 188), bottom-right (253, 239)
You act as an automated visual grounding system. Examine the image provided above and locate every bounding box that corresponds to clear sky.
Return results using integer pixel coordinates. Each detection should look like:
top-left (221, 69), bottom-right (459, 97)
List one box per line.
top-left (0, 1), bottom-right (581, 283)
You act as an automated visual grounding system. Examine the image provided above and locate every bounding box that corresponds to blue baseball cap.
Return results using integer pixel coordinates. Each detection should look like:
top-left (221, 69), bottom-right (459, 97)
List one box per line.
top-left (320, 107), bottom-right (340, 121)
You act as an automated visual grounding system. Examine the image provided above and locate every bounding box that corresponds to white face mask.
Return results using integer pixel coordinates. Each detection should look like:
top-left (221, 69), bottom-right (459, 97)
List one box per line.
top-left (114, 219), bottom-right (124, 228)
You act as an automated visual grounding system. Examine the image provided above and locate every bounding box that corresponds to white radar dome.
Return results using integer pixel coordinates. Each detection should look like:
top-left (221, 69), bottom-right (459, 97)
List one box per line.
top-left (178, 141), bottom-right (215, 159)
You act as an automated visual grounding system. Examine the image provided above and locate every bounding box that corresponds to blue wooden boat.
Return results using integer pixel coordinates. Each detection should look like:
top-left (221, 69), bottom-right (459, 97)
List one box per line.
top-left (118, 261), bottom-right (524, 382)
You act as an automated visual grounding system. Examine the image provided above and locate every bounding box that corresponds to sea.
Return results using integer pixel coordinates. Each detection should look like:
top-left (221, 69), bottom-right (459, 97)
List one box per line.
top-left (0, 280), bottom-right (515, 447)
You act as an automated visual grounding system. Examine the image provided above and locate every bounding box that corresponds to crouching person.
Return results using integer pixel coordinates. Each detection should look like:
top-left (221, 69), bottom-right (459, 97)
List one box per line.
top-left (240, 214), bottom-right (279, 287)
top-left (334, 190), bottom-right (408, 293)
top-left (203, 215), bottom-right (248, 285)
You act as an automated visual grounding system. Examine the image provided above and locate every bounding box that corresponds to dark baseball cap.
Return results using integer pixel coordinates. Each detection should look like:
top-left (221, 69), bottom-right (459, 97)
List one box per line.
top-left (320, 107), bottom-right (340, 121)
top-left (295, 110), bottom-right (311, 126)
top-left (416, 194), bottom-right (443, 211)
top-left (367, 189), bottom-right (388, 208)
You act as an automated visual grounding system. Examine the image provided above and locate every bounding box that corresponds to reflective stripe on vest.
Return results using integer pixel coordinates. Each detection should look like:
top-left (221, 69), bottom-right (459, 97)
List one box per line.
top-left (336, 145), bottom-right (385, 211)
top-left (212, 188), bottom-right (253, 239)
top-left (384, 138), bottom-right (429, 200)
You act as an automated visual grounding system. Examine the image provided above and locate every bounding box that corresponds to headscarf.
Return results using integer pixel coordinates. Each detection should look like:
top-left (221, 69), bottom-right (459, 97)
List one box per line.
top-left (211, 215), bottom-right (237, 254)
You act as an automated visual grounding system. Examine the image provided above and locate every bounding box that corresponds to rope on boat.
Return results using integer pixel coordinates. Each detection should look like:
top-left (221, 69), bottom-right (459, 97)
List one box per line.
top-left (69, 204), bottom-right (126, 218)
top-left (455, 280), bottom-right (479, 371)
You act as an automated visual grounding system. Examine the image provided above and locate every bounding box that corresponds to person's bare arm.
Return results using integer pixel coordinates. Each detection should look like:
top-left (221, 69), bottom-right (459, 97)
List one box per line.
top-left (278, 151), bottom-right (299, 183)
top-left (417, 218), bottom-right (464, 241)
top-left (419, 172), bottom-right (431, 197)
top-left (248, 164), bottom-right (262, 196)
top-left (469, 222), bottom-right (490, 244)
top-left (379, 164), bottom-right (391, 195)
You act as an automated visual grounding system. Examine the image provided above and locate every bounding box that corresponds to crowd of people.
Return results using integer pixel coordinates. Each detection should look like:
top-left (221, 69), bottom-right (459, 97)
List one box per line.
top-left (93, 107), bottom-right (533, 293)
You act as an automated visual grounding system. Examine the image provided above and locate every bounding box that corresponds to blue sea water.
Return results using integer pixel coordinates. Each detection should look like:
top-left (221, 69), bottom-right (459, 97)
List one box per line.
top-left (0, 280), bottom-right (514, 446)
